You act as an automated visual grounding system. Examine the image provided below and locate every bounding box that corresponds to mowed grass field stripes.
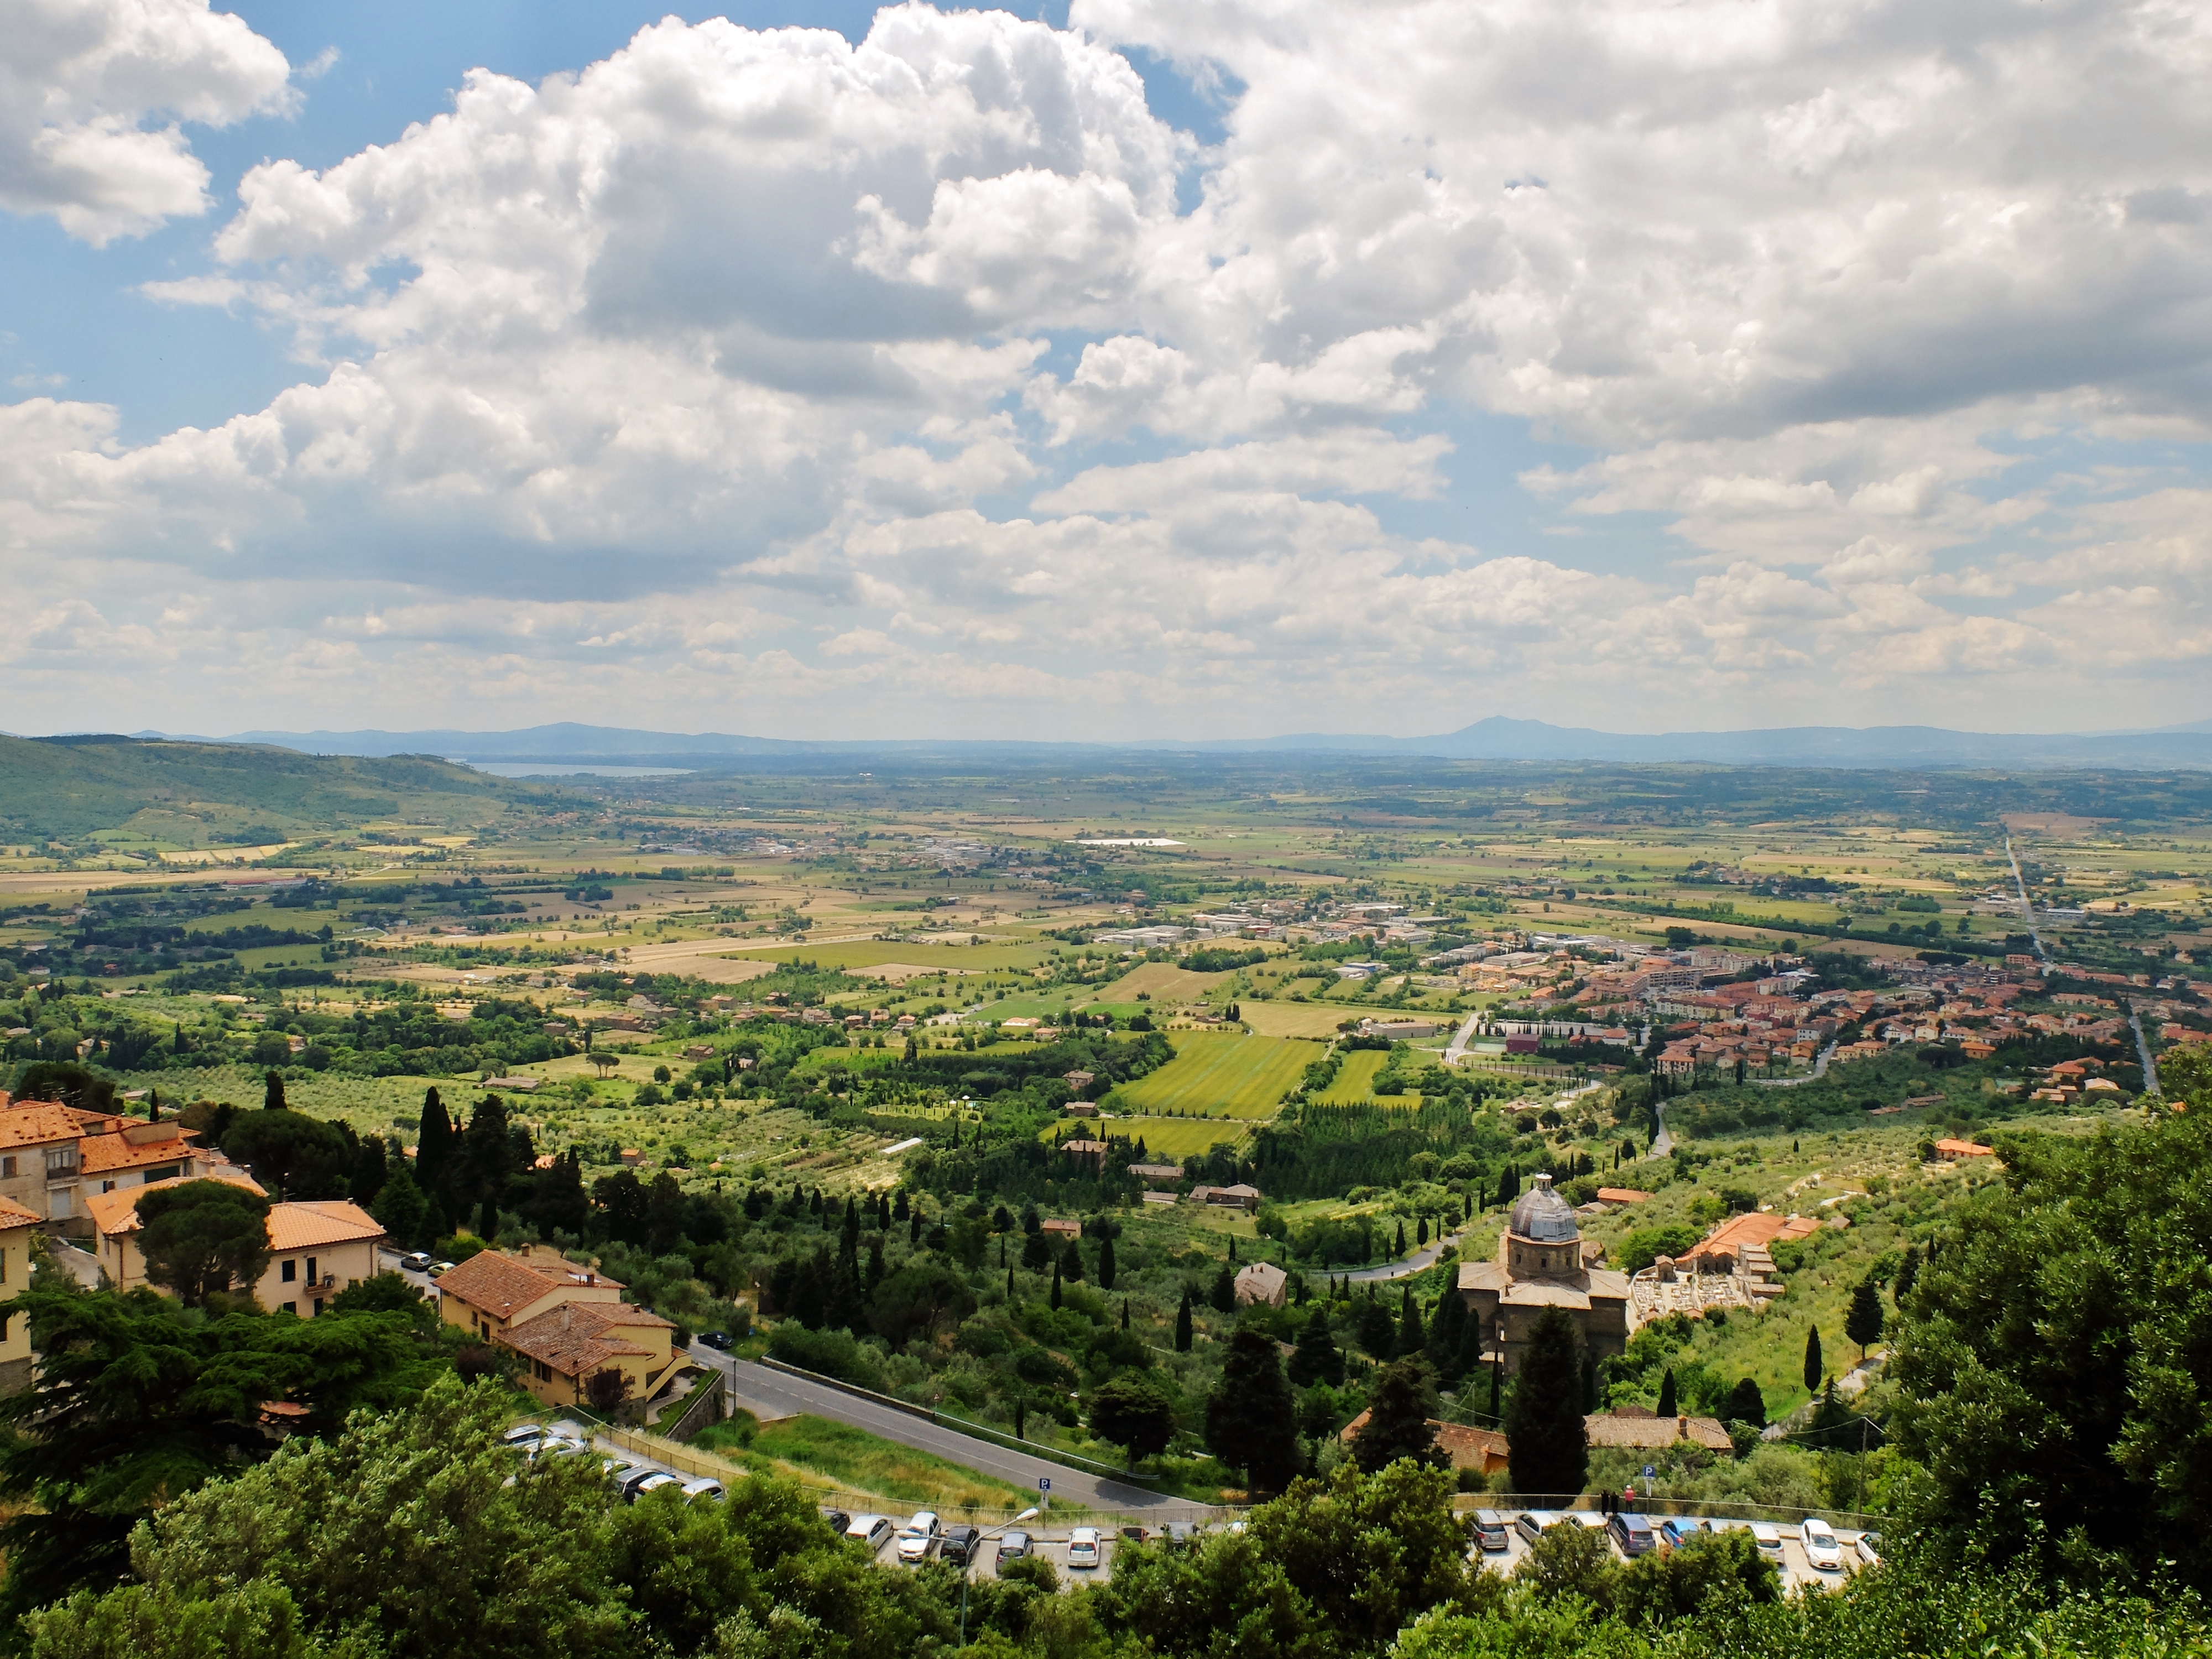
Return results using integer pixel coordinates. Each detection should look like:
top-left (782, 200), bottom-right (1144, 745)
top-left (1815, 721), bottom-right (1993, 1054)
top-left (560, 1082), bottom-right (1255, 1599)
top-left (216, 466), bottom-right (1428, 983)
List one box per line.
top-left (1091, 1116), bottom-right (1253, 1157)
top-left (1114, 1035), bottom-right (1310, 1119)
top-left (1317, 1050), bottom-right (1391, 1104)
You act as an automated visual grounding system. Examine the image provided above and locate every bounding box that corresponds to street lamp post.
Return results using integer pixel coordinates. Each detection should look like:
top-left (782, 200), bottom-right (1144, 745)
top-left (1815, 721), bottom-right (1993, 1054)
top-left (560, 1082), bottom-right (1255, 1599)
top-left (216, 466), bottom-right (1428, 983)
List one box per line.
top-left (958, 1506), bottom-right (1042, 1644)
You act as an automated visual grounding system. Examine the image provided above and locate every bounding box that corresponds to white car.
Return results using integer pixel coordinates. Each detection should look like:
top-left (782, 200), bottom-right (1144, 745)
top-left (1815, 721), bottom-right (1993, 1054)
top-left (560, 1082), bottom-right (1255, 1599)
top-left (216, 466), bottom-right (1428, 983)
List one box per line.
top-left (500, 1423), bottom-right (548, 1448)
top-left (1855, 1531), bottom-right (1882, 1567)
top-left (1749, 1523), bottom-right (1783, 1557)
top-left (681, 1477), bottom-right (726, 1501)
top-left (895, 1510), bottom-right (941, 1563)
top-left (1800, 1519), bottom-right (1843, 1571)
top-left (845, 1514), bottom-right (896, 1552)
top-left (1067, 1526), bottom-right (1102, 1569)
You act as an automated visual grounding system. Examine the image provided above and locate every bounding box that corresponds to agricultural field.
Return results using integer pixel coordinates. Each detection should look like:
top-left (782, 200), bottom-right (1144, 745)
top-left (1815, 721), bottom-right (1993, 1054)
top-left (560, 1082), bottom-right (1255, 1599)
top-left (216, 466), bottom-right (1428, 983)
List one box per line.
top-left (1316, 1049), bottom-right (1394, 1104)
top-left (1110, 1033), bottom-right (1313, 1119)
top-left (1073, 1115), bottom-right (1250, 1158)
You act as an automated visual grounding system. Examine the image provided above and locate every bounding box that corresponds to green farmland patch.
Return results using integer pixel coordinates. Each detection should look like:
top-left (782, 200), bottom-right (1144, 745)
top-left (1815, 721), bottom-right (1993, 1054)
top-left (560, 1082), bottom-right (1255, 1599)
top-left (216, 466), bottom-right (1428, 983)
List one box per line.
top-left (1112, 1035), bottom-right (1306, 1119)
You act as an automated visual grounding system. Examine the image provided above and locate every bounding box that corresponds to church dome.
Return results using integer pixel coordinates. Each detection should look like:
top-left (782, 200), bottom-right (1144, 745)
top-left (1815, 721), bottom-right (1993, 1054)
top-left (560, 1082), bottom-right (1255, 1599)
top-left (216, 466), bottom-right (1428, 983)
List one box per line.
top-left (1508, 1173), bottom-right (1580, 1244)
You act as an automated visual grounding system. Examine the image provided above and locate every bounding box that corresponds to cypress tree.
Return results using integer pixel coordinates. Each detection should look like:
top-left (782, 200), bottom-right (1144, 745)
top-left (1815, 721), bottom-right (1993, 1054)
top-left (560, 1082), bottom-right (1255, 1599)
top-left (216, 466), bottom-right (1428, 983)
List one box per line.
top-left (1394, 1285), bottom-right (1425, 1358)
top-left (1354, 1358), bottom-right (1444, 1474)
top-left (1803, 1323), bottom-right (1824, 1391)
top-left (416, 1086), bottom-right (453, 1199)
top-left (1846, 1275), bottom-right (1885, 1360)
top-left (1205, 1324), bottom-right (1301, 1494)
top-left (1210, 1264), bottom-right (1237, 1313)
top-left (1062, 1239), bottom-right (1086, 1282)
top-left (1894, 1242), bottom-right (1921, 1303)
top-left (1099, 1235), bottom-right (1117, 1291)
top-left (1416, 1215), bottom-right (1428, 1248)
top-left (1394, 1220), bottom-right (1406, 1256)
top-left (1428, 1288), bottom-right (1468, 1384)
top-left (1121, 1296), bottom-right (1131, 1331)
top-left (1005, 1264), bottom-right (1014, 1300)
top-left (910, 1206), bottom-right (923, 1245)
top-left (477, 1194), bottom-right (498, 1241)
top-left (1506, 1307), bottom-right (1589, 1499)
top-left (1726, 1376), bottom-right (1767, 1428)
top-left (1286, 1305), bottom-right (1344, 1387)
top-left (1175, 1284), bottom-right (1193, 1352)
top-left (1656, 1367), bottom-right (1677, 1418)
top-left (263, 1070), bottom-right (286, 1112)
top-left (1051, 1258), bottom-right (1063, 1311)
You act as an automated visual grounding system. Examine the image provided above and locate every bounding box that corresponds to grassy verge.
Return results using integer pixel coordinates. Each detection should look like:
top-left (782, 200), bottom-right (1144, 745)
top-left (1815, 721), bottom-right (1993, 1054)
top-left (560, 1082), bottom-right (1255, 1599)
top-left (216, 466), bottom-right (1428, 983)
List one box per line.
top-left (694, 1412), bottom-right (1033, 1513)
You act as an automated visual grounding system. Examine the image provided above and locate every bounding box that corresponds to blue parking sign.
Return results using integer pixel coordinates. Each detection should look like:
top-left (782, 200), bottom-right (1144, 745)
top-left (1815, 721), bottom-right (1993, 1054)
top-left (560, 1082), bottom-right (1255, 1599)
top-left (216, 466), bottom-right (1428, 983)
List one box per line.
top-left (1039, 1477), bottom-right (1052, 1493)
top-left (1642, 1466), bottom-right (1656, 1480)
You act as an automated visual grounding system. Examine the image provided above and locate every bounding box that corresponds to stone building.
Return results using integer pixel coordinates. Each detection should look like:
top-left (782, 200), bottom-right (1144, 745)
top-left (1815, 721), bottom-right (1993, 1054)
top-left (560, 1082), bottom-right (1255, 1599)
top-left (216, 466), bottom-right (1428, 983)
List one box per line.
top-left (1457, 1173), bottom-right (1630, 1372)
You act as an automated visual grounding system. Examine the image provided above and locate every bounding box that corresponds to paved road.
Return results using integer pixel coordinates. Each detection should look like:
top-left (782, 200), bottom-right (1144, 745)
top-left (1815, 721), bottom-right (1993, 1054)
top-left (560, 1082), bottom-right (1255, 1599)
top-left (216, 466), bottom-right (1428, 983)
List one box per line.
top-left (1648, 1099), bottom-right (1674, 1159)
top-left (1751, 1041), bottom-right (1837, 1088)
top-left (46, 1238), bottom-right (100, 1289)
top-left (1340, 1220), bottom-right (1473, 1284)
top-left (695, 1352), bottom-right (1214, 1521)
top-left (2127, 1001), bottom-right (2160, 1094)
top-left (2005, 836), bottom-right (2051, 966)
top-left (1442, 1008), bottom-right (1485, 1064)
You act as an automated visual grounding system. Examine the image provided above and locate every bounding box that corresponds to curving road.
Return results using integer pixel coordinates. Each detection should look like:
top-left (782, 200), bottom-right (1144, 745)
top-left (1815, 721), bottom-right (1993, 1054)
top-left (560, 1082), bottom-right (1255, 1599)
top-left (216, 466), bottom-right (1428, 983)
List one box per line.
top-left (690, 1349), bottom-right (1215, 1522)
top-left (1752, 1041), bottom-right (1837, 1088)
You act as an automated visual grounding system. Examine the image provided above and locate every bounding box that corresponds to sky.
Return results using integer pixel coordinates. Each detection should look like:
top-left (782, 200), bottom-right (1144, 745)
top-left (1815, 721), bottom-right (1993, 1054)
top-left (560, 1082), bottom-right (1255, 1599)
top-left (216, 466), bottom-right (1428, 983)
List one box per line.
top-left (4, 0), bottom-right (2212, 742)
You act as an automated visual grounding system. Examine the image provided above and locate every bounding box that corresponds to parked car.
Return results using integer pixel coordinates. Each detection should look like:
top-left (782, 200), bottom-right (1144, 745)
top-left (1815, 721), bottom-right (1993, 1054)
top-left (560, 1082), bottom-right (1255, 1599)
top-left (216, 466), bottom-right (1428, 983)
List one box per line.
top-left (1515, 1510), bottom-right (1562, 1545)
top-left (1658, 1517), bottom-right (1707, 1550)
top-left (940, 1524), bottom-right (982, 1566)
top-left (1471, 1511), bottom-right (1510, 1553)
top-left (997, 1529), bottom-right (1032, 1559)
top-left (680, 1478), bottom-right (726, 1501)
top-left (1067, 1527), bottom-right (1102, 1569)
top-left (1855, 1531), bottom-right (1883, 1567)
top-left (1801, 1518), bottom-right (1844, 1571)
top-left (627, 1473), bottom-right (681, 1503)
top-left (530, 1438), bottom-right (586, 1462)
top-left (1571, 1512), bottom-right (1609, 1532)
top-left (1749, 1523), bottom-right (1783, 1557)
top-left (1609, 1513), bottom-right (1657, 1557)
top-left (896, 1511), bottom-right (941, 1563)
top-left (500, 1424), bottom-right (548, 1448)
top-left (845, 1515), bottom-right (896, 1552)
top-left (1162, 1521), bottom-right (1196, 1547)
top-left (601, 1458), bottom-right (641, 1485)
top-left (698, 1331), bottom-right (734, 1351)
top-left (398, 1251), bottom-right (433, 1273)
top-left (821, 1509), bottom-right (851, 1537)
top-left (427, 1261), bottom-right (456, 1279)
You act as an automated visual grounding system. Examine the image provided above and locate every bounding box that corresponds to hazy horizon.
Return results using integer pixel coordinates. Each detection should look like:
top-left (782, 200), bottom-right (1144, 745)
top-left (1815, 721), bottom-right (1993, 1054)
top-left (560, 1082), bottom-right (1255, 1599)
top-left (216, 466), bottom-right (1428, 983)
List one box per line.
top-left (7, 0), bottom-right (2212, 739)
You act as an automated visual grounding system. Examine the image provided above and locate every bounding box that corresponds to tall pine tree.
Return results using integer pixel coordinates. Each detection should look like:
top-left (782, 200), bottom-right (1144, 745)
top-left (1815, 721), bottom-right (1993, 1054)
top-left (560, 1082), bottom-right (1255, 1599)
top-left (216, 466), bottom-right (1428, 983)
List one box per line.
top-left (1205, 1324), bottom-right (1301, 1494)
top-left (1175, 1284), bottom-right (1194, 1353)
top-left (1656, 1367), bottom-right (1677, 1418)
top-left (1506, 1307), bottom-right (1589, 1499)
top-left (1803, 1323), bottom-right (1825, 1391)
top-left (1845, 1275), bottom-right (1885, 1360)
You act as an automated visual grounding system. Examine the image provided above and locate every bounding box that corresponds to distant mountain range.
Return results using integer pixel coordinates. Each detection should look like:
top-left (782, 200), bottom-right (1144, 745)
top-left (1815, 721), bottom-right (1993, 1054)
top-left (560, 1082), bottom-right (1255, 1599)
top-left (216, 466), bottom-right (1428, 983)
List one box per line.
top-left (119, 716), bottom-right (2212, 771)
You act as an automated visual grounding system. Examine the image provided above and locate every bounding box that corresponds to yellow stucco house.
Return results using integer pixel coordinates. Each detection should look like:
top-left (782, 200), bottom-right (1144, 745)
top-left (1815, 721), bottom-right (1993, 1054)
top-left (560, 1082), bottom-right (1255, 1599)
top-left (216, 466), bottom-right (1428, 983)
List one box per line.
top-left (435, 1244), bottom-right (684, 1409)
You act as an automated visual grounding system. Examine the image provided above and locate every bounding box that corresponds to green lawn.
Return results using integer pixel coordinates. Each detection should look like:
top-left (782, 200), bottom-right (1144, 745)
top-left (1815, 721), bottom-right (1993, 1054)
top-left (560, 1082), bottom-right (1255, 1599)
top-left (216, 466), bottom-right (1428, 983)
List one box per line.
top-left (1085, 1116), bottom-right (1251, 1157)
top-left (694, 1413), bottom-right (1031, 1512)
top-left (1114, 1035), bottom-right (1306, 1119)
top-left (1316, 1050), bottom-right (1391, 1103)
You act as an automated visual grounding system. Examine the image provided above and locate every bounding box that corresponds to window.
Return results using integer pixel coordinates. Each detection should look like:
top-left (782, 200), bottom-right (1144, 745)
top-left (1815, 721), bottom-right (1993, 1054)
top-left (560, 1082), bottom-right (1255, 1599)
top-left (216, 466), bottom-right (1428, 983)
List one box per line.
top-left (44, 1149), bottom-right (74, 1177)
top-left (280, 1260), bottom-right (297, 1283)
top-left (311, 1298), bottom-right (324, 1317)
top-left (2, 1156), bottom-right (15, 1178)
top-left (306, 1257), bottom-right (317, 1283)
top-left (282, 1302), bottom-right (297, 1316)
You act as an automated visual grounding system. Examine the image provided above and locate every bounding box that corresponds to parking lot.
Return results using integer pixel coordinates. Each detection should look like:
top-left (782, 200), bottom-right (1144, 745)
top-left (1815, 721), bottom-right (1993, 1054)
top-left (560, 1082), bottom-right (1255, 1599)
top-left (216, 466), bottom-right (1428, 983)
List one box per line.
top-left (499, 1410), bottom-right (1867, 1599)
top-left (1465, 1511), bottom-right (1872, 1592)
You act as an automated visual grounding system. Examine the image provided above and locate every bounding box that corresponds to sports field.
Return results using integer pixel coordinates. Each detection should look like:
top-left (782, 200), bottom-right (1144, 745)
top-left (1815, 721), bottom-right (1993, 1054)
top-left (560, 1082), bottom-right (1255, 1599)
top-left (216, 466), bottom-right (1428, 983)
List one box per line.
top-left (1113, 1035), bottom-right (1307, 1118)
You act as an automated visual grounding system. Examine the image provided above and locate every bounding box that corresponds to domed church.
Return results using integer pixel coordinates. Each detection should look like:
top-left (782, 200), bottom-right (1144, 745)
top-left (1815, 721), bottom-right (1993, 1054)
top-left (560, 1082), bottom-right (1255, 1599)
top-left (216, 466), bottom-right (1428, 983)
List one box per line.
top-left (1456, 1173), bottom-right (1630, 1373)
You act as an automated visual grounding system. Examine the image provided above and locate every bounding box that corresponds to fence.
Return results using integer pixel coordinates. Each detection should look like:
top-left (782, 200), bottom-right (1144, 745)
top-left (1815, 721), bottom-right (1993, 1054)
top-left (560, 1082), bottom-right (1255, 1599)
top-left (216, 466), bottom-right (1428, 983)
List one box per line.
top-left (755, 1357), bottom-right (1154, 1485)
top-left (658, 1368), bottom-right (726, 1443)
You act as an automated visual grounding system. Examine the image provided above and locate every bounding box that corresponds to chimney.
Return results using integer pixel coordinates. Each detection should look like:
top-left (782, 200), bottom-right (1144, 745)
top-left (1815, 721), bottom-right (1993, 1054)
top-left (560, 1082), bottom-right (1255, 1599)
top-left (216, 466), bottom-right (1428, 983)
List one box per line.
top-left (562, 1307), bottom-right (572, 1331)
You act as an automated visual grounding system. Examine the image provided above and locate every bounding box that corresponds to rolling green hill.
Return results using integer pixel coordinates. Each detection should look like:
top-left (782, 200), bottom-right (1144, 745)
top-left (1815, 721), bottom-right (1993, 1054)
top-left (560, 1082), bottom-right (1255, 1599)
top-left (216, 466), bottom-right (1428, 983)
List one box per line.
top-left (0, 734), bottom-right (545, 843)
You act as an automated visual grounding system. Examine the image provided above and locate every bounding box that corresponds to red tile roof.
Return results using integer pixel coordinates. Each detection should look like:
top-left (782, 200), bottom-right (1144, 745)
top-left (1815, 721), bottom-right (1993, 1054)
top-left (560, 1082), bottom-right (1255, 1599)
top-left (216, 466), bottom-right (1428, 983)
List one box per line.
top-left (436, 1248), bottom-right (622, 1321)
top-left (504, 1300), bottom-right (672, 1378)
top-left (0, 1103), bottom-right (84, 1150)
